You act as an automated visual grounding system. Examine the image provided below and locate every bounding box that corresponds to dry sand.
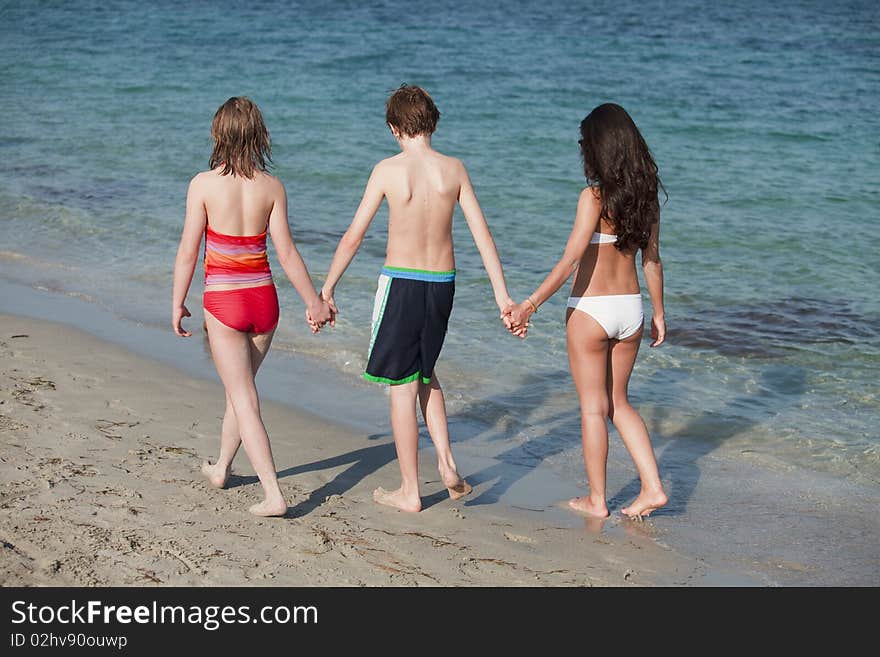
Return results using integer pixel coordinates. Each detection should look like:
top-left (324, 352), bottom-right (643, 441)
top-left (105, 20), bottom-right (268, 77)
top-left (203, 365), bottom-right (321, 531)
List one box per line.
top-left (0, 313), bottom-right (705, 586)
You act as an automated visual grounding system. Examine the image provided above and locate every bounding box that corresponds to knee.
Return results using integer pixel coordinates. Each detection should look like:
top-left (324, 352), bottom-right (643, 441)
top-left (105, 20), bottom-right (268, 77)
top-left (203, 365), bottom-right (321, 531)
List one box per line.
top-left (228, 391), bottom-right (260, 421)
top-left (391, 381), bottom-right (420, 403)
top-left (419, 380), bottom-right (441, 398)
top-left (610, 393), bottom-right (631, 414)
top-left (580, 397), bottom-right (609, 420)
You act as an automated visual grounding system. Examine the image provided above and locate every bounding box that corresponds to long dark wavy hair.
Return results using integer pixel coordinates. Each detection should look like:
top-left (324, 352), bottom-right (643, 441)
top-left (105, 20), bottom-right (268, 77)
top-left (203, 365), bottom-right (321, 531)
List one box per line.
top-left (579, 103), bottom-right (666, 252)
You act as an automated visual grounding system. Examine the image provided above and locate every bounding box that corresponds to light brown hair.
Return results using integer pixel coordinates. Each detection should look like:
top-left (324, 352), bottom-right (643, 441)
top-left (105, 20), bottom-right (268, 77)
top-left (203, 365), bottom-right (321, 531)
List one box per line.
top-left (209, 97), bottom-right (271, 178)
top-left (385, 84), bottom-right (440, 138)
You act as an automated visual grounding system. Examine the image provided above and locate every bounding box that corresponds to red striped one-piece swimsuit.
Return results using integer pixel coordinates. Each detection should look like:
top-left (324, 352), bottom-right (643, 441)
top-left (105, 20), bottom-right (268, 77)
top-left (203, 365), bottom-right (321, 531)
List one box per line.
top-left (202, 225), bottom-right (279, 334)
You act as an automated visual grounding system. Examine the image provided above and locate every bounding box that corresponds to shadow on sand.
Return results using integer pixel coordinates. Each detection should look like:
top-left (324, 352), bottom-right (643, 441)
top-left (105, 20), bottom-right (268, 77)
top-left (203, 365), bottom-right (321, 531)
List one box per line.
top-left (221, 357), bottom-right (806, 520)
top-left (608, 364), bottom-right (807, 515)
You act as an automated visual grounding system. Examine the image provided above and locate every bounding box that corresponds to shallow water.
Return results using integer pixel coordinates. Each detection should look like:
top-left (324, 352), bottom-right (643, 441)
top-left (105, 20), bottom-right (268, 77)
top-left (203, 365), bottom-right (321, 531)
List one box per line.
top-left (1, 1), bottom-right (879, 581)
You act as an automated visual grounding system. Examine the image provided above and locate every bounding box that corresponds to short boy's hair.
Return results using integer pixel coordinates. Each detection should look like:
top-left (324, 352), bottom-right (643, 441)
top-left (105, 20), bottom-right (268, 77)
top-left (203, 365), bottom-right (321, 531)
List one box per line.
top-left (385, 84), bottom-right (440, 137)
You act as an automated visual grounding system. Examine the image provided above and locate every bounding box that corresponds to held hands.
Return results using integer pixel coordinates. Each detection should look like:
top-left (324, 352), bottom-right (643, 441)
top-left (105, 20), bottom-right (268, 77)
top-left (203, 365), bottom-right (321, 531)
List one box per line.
top-left (498, 298), bottom-right (516, 332)
top-left (305, 291), bottom-right (338, 334)
top-left (507, 301), bottom-right (533, 338)
top-left (499, 297), bottom-right (532, 339)
top-left (650, 315), bottom-right (666, 347)
top-left (172, 304), bottom-right (191, 337)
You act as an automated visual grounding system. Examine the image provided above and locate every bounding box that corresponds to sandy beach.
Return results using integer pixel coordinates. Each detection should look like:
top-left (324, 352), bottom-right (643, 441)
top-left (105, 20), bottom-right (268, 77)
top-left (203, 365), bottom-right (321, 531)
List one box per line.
top-left (0, 312), bottom-right (712, 586)
top-left (3, 1), bottom-right (878, 590)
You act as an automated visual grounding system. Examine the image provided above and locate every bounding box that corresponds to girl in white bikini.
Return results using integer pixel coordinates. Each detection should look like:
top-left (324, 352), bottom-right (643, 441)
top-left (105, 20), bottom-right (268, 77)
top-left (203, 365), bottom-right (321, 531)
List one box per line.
top-left (507, 103), bottom-right (668, 519)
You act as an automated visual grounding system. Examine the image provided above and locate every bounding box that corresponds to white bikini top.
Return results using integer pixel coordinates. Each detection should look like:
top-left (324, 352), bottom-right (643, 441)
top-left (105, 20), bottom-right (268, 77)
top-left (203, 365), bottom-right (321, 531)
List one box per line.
top-left (590, 232), bottom-right (617, 245)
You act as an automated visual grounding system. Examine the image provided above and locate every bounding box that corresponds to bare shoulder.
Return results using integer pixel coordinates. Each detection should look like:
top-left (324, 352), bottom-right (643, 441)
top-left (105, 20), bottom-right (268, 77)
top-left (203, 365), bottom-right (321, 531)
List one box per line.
top-left (375, 154), bottom-right (403, 171)
top-left (439, 154), bottom-right (468, 179)
top-left (370, 155), bottom-right (403, 183)
top-left (190, 170), bottom-right (212, 185)
top-left (435, 151), bottom-right (464, 168)
top-left (187, 170), bottom-right (213, 196)
top-left (579, 185), bottom-right (602, 207)
top-left (258, 171), bottom-right (286, 194)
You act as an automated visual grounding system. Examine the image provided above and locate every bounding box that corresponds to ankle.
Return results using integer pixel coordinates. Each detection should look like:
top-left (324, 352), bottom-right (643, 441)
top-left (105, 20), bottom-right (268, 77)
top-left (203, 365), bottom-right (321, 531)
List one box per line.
top-left (437, 456), bottom-right (457, 473)
top-left (261, 482), bottom-right (284, 500)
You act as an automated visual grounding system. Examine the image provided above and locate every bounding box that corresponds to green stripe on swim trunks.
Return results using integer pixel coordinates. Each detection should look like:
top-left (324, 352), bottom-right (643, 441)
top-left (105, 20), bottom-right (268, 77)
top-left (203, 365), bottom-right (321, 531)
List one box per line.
top-left (382, 266), bottom-right (456, 275)
top-left (363, 371), bottom-right (424, 385)
top-left (380, 266), bottom-right (456, 283)
top-left (362, 372), bottom-right (435, 385)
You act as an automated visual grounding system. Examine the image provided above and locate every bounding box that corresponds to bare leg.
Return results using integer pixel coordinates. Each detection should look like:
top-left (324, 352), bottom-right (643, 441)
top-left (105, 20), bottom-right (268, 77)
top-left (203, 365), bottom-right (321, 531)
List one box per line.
top-left (204, 311), bottom-right (286, 516)
top-left (374, 380), bottom-right (422, 512)
top-left (566, 310), bottom-right (611, 518)
top-left (418, 375), bottom-right (471, 500)
top-left (200, 391), bottom-right (238, 487)
top-left (606, 331), bottom-right (667, 518)
top-left (202, 332), bottom-right (273, 488)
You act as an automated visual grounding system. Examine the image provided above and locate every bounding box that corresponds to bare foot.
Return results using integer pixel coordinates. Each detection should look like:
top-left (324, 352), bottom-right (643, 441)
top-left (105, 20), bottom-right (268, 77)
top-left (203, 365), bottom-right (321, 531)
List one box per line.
top-left (567, 496), bottom-right (610, 518)
top-left (446, 479), bottom-right (473, 501)
top-left (200, 460), bottom-right (230, 488)
top-left (248, 497), bottom-right (288, 517)
top-left (622, 490), bottom-right (668, 519)
top-left (440, 471), bottom-right (474, 500)
top-left (373, 486), bottom-right (421, 512)
top-left (440, 468), bottom-right (472, 501)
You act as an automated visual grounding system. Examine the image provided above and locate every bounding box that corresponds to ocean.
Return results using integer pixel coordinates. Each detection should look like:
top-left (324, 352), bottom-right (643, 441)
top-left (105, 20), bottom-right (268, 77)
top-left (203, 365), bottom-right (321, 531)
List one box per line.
top-left (1, 0), bottom-right (878, 583)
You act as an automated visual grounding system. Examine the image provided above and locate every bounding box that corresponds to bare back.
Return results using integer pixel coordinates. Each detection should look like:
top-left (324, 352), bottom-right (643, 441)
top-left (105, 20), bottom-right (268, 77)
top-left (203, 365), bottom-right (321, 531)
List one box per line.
top-left (380, 150), bottom-right (462, 271)
top-left (323, 135), bottom-right (511, 312)
top-left (570, 215), bottom-right (642, 297)
top-left (199, 168), bottom-right (281, 236)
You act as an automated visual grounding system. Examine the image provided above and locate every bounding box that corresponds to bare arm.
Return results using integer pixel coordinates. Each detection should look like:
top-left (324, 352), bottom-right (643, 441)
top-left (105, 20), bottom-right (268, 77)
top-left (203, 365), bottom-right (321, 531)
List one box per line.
top-left (268, 181), bottom-right (332, 328)
top-left (320, 165), bottom-right (385, 302)
top-left (457, 164), bottom-right (514, 313)
top-left (508, 188), bottom-right (601, 333)
top-left (171, 176), bottom-right (207, 337)
top-left (641, 216), bottom-right (665, 347)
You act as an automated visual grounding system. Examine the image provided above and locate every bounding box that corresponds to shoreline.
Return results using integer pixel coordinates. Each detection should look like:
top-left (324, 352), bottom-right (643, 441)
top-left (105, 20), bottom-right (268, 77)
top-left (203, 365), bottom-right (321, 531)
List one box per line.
top-left (0, 310), bottom-right (718, 586)
top-left (2, 279), bottom-right (878, 586)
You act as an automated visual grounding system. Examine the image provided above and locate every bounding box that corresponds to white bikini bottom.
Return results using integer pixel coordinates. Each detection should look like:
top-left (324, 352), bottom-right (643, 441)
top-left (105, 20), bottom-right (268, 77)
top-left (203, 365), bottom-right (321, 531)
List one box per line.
top-left (567, 294), bottom-right (644, 341)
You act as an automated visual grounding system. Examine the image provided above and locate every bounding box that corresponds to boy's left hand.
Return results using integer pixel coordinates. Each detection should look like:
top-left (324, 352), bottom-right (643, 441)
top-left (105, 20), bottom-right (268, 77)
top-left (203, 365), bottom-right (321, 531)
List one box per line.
top-left (305, 308), bottom-right (320, 333)
top-left (306, 298), bottom-right (334, 333)
top-left (321, 290), bottom-right (338, 327)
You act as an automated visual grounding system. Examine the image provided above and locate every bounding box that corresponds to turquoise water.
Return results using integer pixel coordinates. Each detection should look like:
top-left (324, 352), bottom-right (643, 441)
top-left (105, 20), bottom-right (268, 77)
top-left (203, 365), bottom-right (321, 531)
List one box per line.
top-left (1, 0), bottom-right (878, 503)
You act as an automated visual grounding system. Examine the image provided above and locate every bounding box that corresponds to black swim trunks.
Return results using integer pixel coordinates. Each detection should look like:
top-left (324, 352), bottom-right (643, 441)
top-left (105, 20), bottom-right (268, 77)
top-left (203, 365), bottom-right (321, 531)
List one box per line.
top-left (364, 266), bottom-right (455, 385)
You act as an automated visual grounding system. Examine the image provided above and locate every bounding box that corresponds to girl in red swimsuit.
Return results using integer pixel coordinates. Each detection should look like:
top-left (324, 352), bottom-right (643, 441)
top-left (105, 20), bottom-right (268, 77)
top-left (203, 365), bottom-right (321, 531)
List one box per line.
top-left (171, 97), bottom-right (333, 517)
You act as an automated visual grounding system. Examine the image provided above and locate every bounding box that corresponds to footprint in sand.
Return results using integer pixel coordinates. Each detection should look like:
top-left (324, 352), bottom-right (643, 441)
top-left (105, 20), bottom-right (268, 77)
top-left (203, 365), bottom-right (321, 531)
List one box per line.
top-left (106, 399), bottom-right (136, 415)
top-left (503, 532), bottom-right (536, 545)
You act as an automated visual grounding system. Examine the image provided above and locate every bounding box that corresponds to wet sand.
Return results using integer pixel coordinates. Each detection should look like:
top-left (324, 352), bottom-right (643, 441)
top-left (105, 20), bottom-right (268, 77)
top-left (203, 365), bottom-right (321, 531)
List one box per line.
top-left (0, 313), bottom-right (709, 586)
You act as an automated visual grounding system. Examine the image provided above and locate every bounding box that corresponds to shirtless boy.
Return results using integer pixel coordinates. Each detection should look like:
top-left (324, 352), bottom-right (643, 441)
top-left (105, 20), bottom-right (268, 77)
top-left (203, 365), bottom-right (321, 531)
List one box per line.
top-left (321, 85), bottom-right (515, 512)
